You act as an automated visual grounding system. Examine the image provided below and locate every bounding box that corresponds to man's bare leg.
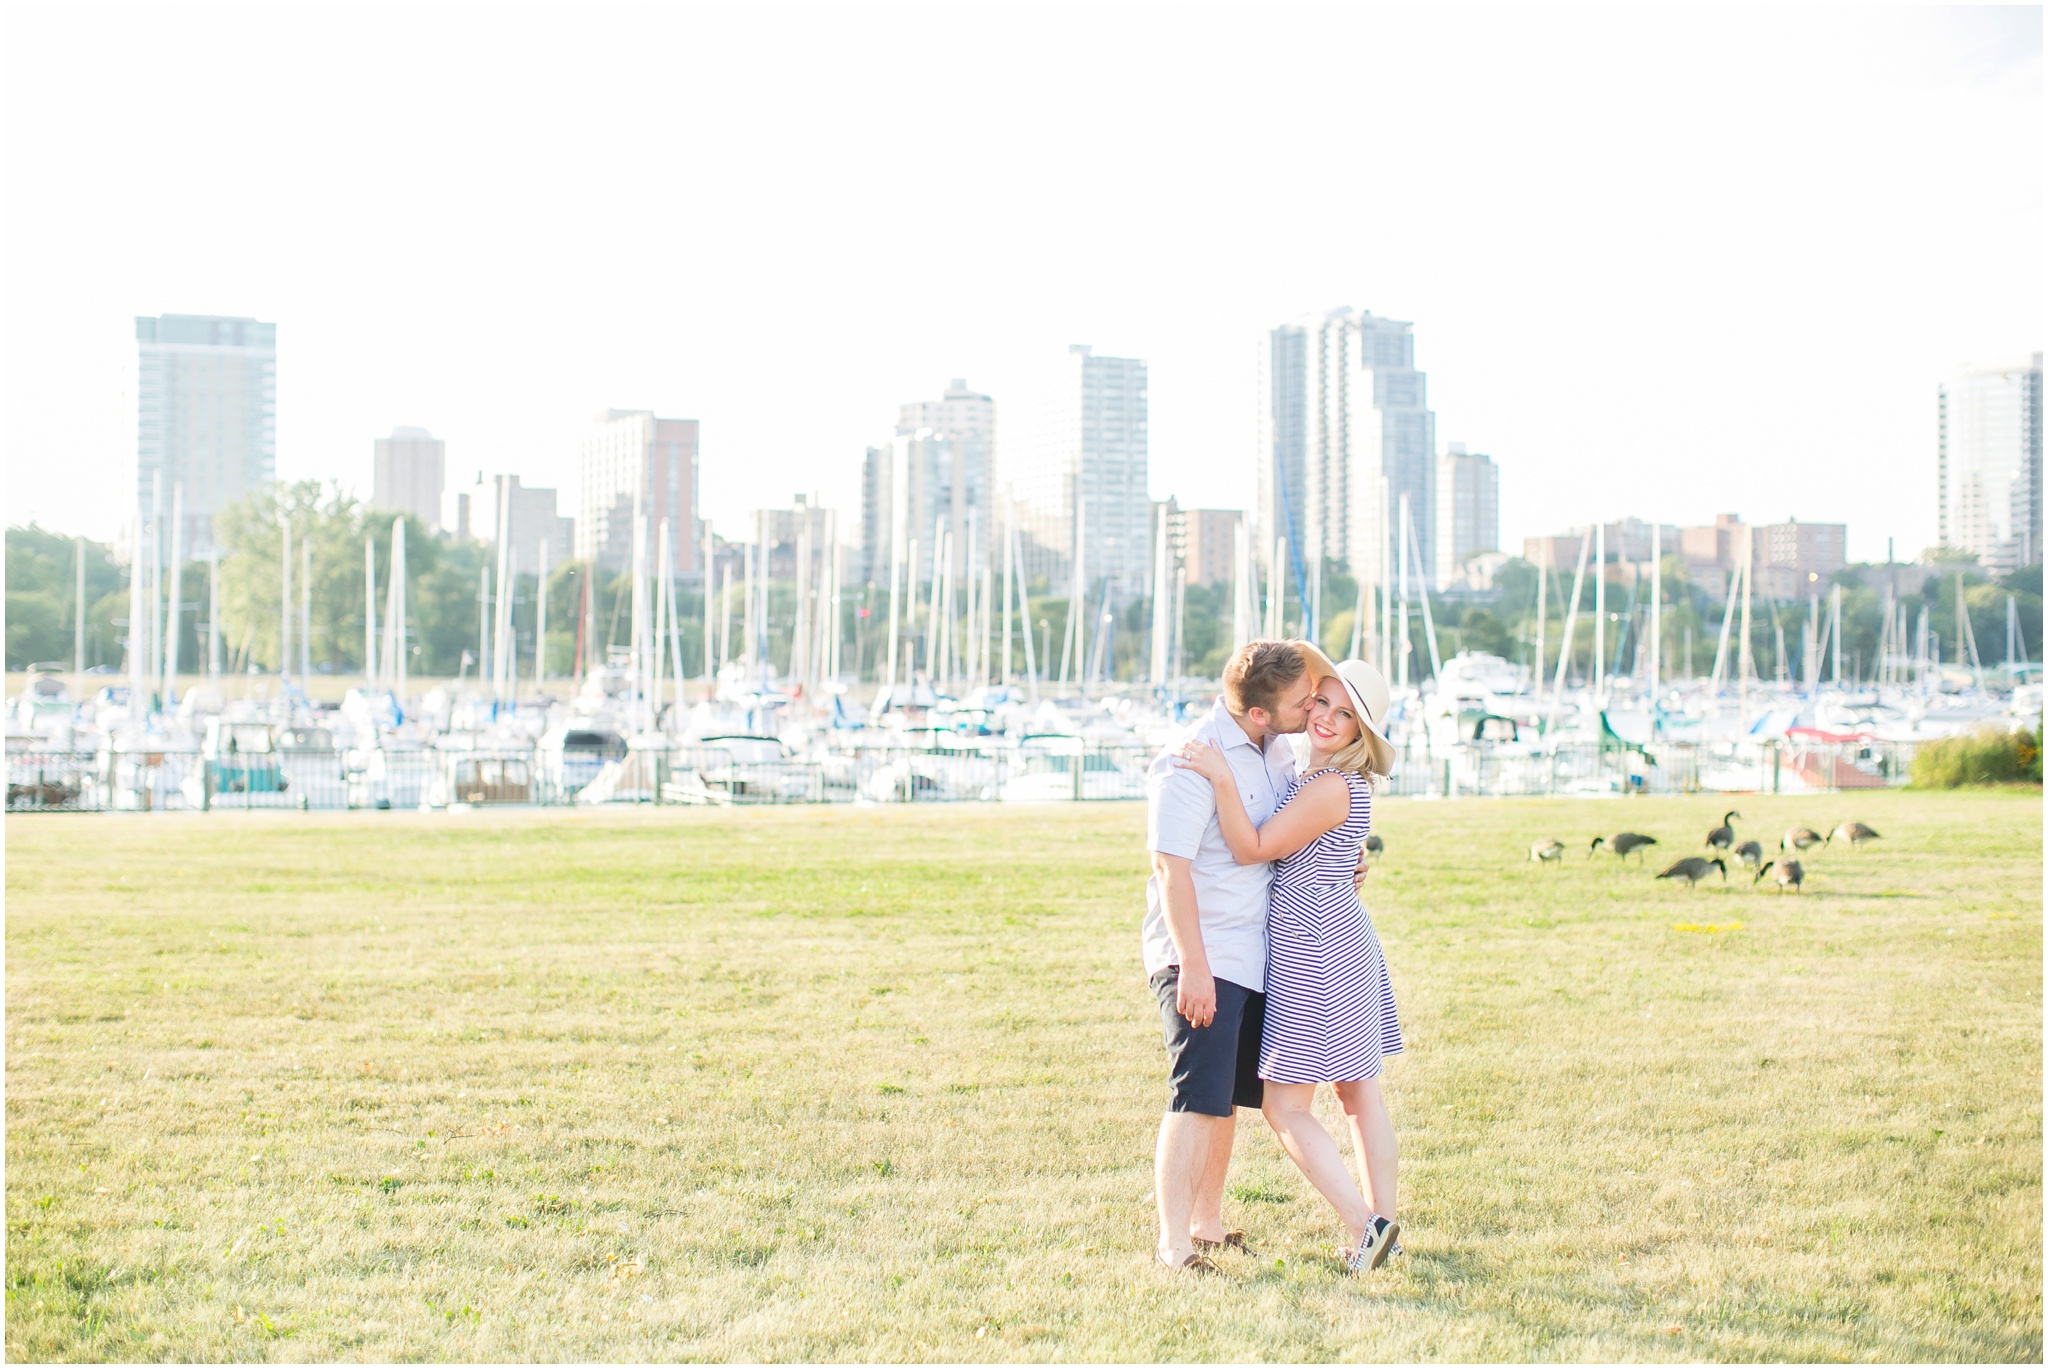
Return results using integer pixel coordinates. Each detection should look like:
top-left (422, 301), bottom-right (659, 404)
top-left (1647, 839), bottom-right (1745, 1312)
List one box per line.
top-left (1155, 1112), bottom-right (1225, 1264)
top-left (1188, 1109), bottom-right (1236, 1243)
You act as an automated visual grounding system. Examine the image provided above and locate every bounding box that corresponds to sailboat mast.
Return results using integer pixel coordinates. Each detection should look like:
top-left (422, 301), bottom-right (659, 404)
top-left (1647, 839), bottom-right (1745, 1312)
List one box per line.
top-left (365, 537), bottom-right (378, 692)
top-left (1648, 523), bottom-right (1660, 702)
top-left (162, 483), bottom-right (184, 707)
top-left (207, 552), bottom-right (221, 681)
top-left (279, 509), bottom-right (292, 688)
top-left (388, 519), bottom-right (407, 704)
top-left (535, 537), bottom-right (548, 691)
top-left (1592, 520), bottom-right (1605, 705)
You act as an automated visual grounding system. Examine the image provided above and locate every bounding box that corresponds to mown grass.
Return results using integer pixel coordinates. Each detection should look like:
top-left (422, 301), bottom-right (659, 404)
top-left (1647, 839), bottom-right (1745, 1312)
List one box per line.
top-left (5, 790), bottom-right (2040, 1361)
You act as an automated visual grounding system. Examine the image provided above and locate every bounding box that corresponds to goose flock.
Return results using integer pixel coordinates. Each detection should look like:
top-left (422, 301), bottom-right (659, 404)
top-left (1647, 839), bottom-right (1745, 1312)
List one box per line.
top-left (1526, 813), bottom-right (1882, 893)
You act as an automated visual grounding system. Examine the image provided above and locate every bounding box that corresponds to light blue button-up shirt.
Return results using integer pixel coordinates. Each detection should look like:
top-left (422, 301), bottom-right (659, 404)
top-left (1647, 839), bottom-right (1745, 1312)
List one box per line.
top-left (1141, 697), bottom-right (1298, 994)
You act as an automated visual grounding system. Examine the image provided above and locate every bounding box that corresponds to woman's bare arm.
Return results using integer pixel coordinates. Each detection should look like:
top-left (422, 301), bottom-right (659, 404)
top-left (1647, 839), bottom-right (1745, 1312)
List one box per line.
top-left (1172, 744), bottom-right (1351, 864)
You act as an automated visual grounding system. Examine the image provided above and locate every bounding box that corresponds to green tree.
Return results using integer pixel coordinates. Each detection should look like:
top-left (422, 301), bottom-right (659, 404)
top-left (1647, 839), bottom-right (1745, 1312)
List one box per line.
top-left (5, 525), bottom-right (126, 670)
top-left (1458, 608), bottom-right (1511, 657)
top-left (215, 482), bottom-right (440, 675)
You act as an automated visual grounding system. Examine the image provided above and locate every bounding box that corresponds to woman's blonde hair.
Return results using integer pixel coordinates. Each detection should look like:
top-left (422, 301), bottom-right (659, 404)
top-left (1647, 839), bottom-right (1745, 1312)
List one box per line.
top-left (1314, 678), bottom-right (1388, 785)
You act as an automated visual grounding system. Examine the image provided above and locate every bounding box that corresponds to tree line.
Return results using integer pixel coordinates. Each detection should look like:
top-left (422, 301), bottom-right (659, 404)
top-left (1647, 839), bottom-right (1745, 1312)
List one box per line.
top-left (8, 489), bottom-right (2043, 685)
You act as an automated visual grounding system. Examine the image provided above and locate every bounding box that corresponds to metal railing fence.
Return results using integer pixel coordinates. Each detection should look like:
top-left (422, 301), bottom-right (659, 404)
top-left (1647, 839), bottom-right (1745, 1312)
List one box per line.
top-left (8, 737), bottom-right (1918, 814)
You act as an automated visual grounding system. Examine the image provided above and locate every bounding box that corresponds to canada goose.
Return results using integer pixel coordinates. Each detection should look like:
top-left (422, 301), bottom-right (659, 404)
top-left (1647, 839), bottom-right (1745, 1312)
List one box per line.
top-left (1657, 856), bottom-right (1727, 888)
top-left (1590, 832), bottom-right (1658, 862)
top-left (1734, 839), bottom-right (1766, 869)
top-left (1706, 810), bottom-right (1741, 851)
top-left (1530, 838), bottom-right (1565, 865)
top-left (1755, 859), bottom-right (1804, 893)
top-left (1364, 834), bottom-right (1385, 857)
top-left (1827, 822), bottom-right (1880, 849)
top-left (1781, 826), bottom-right (1824, 852)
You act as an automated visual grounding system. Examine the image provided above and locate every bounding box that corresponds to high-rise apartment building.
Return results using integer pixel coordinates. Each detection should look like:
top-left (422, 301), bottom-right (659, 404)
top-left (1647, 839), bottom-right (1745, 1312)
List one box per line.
top-left (1001, 346), bottom-right (1150, 603)
top-left (861, 380), bottom-right (996, 592)
top-left (446, 472), bottom-right (572, 566)
top-left (132, 314), bottom-right (276, 553)
top-left (372, 426), bottom-right (445, 531)
top-left (1258, 307), bottom-right (1436, 598)
top-left (863, 429), bottom-right (979, 593)
top-left (1435, 445), bottom-right (1499, 587)
top-left (1180, 508), bottom-right (1242, 589)
top-left (899, 378), bottom-right (994, 459)
top-left (749, 493), bottom-right (837, 582)
top-left (1146, 502), bottom-right (1241, 593)
top-left (576, 410), bottom-right (699, 577)
top-left (1939, 354), bottom-right (2043, 572)
top-left (858, 445), bottom-right (888, 588)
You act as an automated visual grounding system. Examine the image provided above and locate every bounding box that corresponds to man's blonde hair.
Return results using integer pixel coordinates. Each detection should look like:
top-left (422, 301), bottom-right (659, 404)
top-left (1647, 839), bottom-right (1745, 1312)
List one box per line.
top-left (1222, 640), bottom-right (1306, 717)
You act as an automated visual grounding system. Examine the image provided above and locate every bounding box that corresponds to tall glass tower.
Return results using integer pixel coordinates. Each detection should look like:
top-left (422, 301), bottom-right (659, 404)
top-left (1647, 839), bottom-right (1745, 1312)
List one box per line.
top-left (133, 314), bottom-right (277, 553)
top-left (1002, 345), bottom-right (1151, 604)
top-left (1258, 307), bottom-right (1436, 599)
top-left (1939, 354), bottom-right (2043, 572)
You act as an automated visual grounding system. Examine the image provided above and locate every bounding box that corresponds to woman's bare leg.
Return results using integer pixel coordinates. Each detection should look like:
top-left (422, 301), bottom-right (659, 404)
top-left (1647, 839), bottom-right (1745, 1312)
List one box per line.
top-left (1261, 1081), bottom-right (1372, 1242)
top-left (1333, 1076), bottom-right (1398, 1219)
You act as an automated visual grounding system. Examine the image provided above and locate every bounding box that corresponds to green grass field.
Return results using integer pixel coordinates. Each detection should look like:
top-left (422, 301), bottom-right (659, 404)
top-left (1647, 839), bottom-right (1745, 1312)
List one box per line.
top-left (6, 791), bottom-right (2041, 1362)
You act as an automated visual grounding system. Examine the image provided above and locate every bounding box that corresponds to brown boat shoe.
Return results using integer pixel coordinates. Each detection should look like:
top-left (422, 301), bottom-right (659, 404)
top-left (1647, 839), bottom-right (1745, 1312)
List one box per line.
top-left (1192, 1229), bottom-right (1254, 1255)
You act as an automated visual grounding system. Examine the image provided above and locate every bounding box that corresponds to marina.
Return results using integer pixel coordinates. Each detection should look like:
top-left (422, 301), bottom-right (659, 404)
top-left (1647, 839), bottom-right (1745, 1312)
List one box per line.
top-left (8, 626), bottom-right (2032, 813)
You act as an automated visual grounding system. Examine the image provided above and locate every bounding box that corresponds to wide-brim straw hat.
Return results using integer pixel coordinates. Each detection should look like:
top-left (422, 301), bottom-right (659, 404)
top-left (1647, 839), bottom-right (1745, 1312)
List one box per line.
top-left (1292, 640), bottom-right (1397, 777)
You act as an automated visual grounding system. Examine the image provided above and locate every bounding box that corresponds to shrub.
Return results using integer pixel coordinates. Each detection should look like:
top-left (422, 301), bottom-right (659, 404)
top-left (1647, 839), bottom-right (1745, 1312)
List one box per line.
top-left (1910, 725), bottom-right (2043, 788)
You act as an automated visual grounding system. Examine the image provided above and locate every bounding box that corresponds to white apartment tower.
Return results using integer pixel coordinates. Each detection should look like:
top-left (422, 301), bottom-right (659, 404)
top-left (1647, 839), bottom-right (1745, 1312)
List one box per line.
top-left (372, 426), bottom-right (445, 531)
top-left (861, 379), bottom-right (995, 591)
top-left (1435, 445), bottom-right (1499, 587)
top-left (1939, 354), bottom-right (2044, 572)
top-left (1002, 346), bottom-right (1150, 603)
top-left (132, 314), bottom-right (277, 554)
top-left (577, 409), bottom-right (699, 577)
top-left (899, 378), bottom-right (994, 459)
top-left (863, 429), bottom-right (980, 595)
top-left (1258, 307), bottom-right (1436, 598)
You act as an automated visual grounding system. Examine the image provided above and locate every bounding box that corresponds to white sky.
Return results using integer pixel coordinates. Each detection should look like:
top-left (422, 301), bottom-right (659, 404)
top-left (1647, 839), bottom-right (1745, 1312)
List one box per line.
top-left (2, 4), bottom-right (2040, 563)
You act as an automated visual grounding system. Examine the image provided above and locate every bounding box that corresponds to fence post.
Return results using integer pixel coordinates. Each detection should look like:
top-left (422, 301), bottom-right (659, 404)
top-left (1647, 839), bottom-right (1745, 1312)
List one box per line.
top-left (200, 759), bottom-right (212, 812)
top-left (1072, 750), bottom-right (1084, 802)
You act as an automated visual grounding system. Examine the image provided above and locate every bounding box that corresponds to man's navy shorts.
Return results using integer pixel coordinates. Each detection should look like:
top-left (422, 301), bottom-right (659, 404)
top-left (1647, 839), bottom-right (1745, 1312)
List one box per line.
top-left (1150, 966), bottom-right (1265, 1117)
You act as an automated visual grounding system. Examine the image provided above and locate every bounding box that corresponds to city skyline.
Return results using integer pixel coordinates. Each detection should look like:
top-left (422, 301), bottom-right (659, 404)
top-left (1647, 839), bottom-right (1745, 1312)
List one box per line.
top-left (3, 8), bottom-right (2039, 562)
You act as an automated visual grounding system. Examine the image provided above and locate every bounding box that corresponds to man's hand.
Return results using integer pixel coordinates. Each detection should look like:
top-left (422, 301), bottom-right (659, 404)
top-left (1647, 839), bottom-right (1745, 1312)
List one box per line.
top-left (1176, 963), bottom-right (1218, 1030)
top-left (1152, 851), bottom-right (1215, 1028)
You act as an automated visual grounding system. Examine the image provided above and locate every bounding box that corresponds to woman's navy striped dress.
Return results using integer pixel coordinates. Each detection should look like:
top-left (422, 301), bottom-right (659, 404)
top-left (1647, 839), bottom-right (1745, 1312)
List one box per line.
top-left (1259, 768), bottom-right (1404, 1084)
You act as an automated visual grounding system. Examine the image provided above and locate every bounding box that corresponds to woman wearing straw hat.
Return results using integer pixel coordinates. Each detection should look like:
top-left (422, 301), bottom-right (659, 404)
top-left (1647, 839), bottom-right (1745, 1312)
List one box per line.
top-left (1173, 642), bottom-right (1404, 1273)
